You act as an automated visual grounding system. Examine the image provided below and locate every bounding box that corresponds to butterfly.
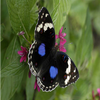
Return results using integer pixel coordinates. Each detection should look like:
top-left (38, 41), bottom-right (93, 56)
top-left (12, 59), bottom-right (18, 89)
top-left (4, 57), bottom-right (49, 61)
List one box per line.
top-left (28, 7), bottom-right (79, 92)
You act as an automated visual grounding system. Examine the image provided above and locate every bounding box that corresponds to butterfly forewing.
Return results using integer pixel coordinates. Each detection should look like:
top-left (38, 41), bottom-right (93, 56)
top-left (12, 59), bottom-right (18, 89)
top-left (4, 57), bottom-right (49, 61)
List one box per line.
top-left (28, 7), bottom-right (55, 76)
top-left (35, 7), bottom-right (55, 48)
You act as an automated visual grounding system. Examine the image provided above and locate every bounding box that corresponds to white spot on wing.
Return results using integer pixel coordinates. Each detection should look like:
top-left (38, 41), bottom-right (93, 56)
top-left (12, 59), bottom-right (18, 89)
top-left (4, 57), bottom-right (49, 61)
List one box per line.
top-left (33, 45), bottom-right (35, 49)
top-left (44, 26), bottom-right (47, 31)
top-left (39, 24), bottom-right (43, 28)
top-left (66, 57), bottom-right (71, 74)
top-left (74, 69), bottom-right (76, 73)
top-left (41, 16), bottom-right (43, 19)
top-left (31, 50), bottom-right (33, 54)
top-left (65, 76), bottom-right (71, 84)
top-left (49, 86), bottom-right (51, 88)
top-left (30, 61), bottom-right (33, 66)
top-left (45, 14), bottom-right (48, 17)
top-left (43, 23), bottom-right (53, 32)
top-left (37, 27), bottom-right (40, 32)
top-left (37, 23), bottom-right (43, 32)
top-left (49, 23), bottom-right (53, 28)
top-left (45, 23), bottom-right (48, 27)
top-left (42, 13), bottom-right (44, 15)
top-left (72, 76), bottom-right (76, 79)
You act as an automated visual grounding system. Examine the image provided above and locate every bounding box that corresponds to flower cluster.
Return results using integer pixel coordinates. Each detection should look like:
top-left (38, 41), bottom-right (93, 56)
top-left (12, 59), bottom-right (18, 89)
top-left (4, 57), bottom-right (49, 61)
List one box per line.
top-left (92, 88), bottom-right (100, 100)
top-left (55, 27), bottom-right (66, 52)
top-left (34, 78), bottom-right (40, 92)
top-left (17, 46), bottom-right (28, 63)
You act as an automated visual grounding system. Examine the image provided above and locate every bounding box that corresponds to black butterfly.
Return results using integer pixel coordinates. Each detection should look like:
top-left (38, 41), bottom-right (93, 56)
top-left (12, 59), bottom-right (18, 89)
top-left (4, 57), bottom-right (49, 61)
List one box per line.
top-left (28, 7), bottom-right (79, 92)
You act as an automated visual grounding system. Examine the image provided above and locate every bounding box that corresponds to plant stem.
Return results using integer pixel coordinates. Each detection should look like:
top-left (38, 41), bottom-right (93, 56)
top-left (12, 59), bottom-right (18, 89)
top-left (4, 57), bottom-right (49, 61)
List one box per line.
top-left (22, 35), bottom-right (31, 45)
top-left (33, 89), bottom-right (37, 100)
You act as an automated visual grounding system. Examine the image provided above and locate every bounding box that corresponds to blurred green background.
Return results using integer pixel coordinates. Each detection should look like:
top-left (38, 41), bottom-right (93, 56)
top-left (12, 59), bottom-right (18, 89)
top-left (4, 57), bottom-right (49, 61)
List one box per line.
top-left (1, 0), bottom-right (100, 100)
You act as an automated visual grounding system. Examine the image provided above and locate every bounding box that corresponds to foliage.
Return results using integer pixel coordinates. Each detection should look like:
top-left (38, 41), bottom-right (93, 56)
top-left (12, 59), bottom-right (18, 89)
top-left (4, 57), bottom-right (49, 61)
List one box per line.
top-left (1, 0), bottom-right (100, 100)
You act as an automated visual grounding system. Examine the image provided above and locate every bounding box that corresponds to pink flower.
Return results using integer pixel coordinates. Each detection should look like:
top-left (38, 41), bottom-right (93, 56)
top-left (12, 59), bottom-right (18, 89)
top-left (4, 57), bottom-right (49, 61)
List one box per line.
top-left (34, 78), bottom-right (40, 92)
top-left (55, 27), bottom-right (67, 52)
top-left (18, 46), bottom-right (28, 63)
top-left (56, 27), bottom-right (66, 39)
top-left (56, 27), bottom-right (66, 45)
top-left (59, 44), bottom-right (66, 52)
top-left (18, 31), bottom-right (25, 35)
top-left (92, 90), bottom-right (95, 100)
top-left (97, 88), bottom-right (100, 96)
top-left (92, 89), bottom-right (100, 100)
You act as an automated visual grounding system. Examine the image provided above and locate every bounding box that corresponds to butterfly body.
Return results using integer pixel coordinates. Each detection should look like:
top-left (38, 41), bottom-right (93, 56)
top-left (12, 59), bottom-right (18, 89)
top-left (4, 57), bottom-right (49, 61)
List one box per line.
top-left (28, 7), bottom-right (79, 92)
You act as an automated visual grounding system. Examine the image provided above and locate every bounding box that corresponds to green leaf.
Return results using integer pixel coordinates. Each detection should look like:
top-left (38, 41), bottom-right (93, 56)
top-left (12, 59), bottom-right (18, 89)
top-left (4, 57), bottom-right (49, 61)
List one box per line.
top-left (70, 0), bottom-right (87, 27)
top-left (7, 0), bottom-right (38, 36)
top-left (0, 0), bottom-right (8, 24)
top-left (1, 22), bottom-right (12, 42)
top-left (52, 0), bottom-right (71, 34)
top-left (0, 35), bottom-right (3, 42)
top-left (29, 0), bottom-right (38, 29)
top-left (90, 52), bottom-right (100, 88)
top-left (1, 41), bottom-right (7, 67)
top-left (7, 0), bottom-right (30, 36)
top-left (1, 72), bottom-right (24, 100)
top-left (0, 78), bottom-right (4, 90)
top-left (26, 73), bottom-right (35, 100)
top-left (0, 25), bottom-right (4, 36)
top-left (44, 0), bottom-right (53, 13)
top-left (1, 24), bottom-right (12, 66)
top-left (94, 12), bottom-right (100, 34)
top-left (35, 90), bottom-right (54, 100)
top-left (51, 2), bottom-right (59, 26)
top-left (72, 78), bottom-right (91, 100)
top-left (1, 36), bottom-right (26, 77)
top-left (75, 9), bottom-right (93, 66)
top-left (63, 17), bottom-right (70, 50)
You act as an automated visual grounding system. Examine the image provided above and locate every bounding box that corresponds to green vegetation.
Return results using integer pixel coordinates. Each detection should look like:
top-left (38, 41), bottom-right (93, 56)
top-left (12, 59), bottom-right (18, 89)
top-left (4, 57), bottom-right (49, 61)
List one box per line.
top-left (1, 0), bottom-right (100, 100)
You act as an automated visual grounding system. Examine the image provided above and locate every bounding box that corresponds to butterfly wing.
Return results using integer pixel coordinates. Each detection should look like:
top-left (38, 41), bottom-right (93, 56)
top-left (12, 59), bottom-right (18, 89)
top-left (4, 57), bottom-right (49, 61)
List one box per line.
top-left (28, 41), bottom-right (51, 76)
top-left (37, 51), bottom-right (79, 92)
top-left (56, 51), bottom-right (79, 87)
top-left (35, 7), bottom-right (55, 48)
top-left (28, 7), bottom-right (55, 76)
top-left (37, 56), bottom-right (59, 92)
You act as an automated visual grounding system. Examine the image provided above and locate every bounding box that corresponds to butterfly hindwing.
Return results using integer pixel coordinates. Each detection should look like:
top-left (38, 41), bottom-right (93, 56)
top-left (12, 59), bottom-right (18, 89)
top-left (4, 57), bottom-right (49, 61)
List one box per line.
top-left (36, 50), bottom-right (79, 91)
top-left (56, 51), bottom-right (79, 87)
top-left (37, 58), bottom-right (59, 92)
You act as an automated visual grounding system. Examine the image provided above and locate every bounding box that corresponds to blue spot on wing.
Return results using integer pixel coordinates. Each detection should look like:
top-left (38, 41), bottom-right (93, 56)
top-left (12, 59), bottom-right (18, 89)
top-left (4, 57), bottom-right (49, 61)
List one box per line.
top-left (38, 43), bottom-right (45, 56)
top-left (63, 56), bottom-right (66, 61)
top-left (51, 33), bottom-right (54, 36)
top-left (49, 66), bottom-right (58, 79)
